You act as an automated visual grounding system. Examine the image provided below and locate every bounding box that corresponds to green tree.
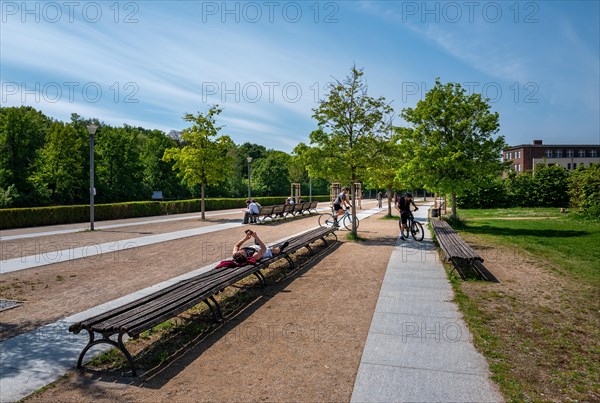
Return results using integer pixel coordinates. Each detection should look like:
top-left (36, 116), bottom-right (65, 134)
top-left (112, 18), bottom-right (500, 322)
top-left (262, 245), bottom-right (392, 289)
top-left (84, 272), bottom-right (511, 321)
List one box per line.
top-left (0, 106), bottom-right (51, 206)
top-left (139, 129), bottom-right (190, 199)
top-left (398, 79), bottom-right (507, 217)
top-left (569, 164), bottom-right (600, 216)
top-left (251, 150), bottom-right (291, 197)
top-left (533, 165), bottom-right (570, 207)
top-left (307, 66), bottom-right (393, 235)
top-left (95, 126), bottom-right (145, 202)
top-left (163, 106), bottom-right (234, 219)
top-left (29, 122), bottom-right (85, 204)
top-left (365, 134), bottom-right (408, 216)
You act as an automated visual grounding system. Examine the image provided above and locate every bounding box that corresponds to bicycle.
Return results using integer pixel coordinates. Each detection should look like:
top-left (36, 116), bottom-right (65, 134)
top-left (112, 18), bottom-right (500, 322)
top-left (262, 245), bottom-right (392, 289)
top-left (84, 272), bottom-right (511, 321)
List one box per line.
top-left (399, 209), bottom-right (424, 241)
top-left (319, 207), bottom-right (360, 230)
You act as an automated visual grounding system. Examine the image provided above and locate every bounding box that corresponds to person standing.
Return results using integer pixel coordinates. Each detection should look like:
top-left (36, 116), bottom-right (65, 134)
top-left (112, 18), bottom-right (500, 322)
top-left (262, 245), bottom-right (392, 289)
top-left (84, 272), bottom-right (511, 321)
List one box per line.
top-left (396, 192), bottom-right (418, 240)
top-left (376, 191), bottom-right (383, 208)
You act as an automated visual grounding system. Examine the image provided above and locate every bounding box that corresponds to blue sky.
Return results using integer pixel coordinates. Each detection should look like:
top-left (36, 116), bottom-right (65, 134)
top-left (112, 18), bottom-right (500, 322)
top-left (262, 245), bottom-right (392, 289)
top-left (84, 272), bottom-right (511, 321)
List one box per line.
top-left (1, 1), bottom-right (599, 151)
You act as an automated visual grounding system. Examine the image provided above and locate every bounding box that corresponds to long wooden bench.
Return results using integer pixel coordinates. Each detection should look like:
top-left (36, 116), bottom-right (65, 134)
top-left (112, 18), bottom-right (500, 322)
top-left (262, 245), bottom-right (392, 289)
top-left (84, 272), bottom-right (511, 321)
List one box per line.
top-left (68, 226), bottom-right (338, 376)
top-left (430, 219), bottom-right (498, 282)
top-left (255, 201), bottom-right (320, 223)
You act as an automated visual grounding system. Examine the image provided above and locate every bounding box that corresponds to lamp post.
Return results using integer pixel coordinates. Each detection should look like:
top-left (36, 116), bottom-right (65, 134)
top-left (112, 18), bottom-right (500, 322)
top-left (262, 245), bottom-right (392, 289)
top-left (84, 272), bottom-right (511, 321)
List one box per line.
top-left (87, 125), bottom-right (98, 231)
top-left (247, 156), bottom-right (253, 199)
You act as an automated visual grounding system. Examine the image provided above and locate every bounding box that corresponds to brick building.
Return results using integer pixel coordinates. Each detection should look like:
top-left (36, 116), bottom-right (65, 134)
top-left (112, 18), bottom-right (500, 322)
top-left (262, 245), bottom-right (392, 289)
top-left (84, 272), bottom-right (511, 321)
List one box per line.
top-left (503, 140), bottom-right (599, 173)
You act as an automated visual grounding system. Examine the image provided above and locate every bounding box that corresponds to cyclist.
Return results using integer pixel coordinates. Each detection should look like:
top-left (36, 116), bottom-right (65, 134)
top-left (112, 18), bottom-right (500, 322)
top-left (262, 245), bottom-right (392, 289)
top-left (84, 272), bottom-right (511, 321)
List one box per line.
top-left (396, 192), bottom-right (418, 240)
top-left (333, 186), bottom-right (351, 227)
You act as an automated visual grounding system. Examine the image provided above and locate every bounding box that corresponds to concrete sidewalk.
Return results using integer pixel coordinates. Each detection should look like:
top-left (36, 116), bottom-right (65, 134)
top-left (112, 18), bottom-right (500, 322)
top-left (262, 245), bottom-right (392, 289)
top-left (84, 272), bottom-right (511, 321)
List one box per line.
top-left (351, 208), bottom-right (503, 403)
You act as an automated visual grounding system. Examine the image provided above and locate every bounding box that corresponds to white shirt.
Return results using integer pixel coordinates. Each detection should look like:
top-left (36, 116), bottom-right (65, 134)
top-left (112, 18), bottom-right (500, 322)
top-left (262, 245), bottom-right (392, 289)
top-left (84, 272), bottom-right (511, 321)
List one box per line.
top-left (248, 202), bottom-right (260, 214)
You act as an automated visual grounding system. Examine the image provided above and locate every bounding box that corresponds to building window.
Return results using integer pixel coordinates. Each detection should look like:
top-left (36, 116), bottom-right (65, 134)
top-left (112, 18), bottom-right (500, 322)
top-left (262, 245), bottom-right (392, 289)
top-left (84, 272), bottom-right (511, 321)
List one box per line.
top-left (567, 149), bottom-right (574, 158)
top-left (578, 150), bottom-right (586, 158)
top-left (573, 163), bottom-right (577, 169)
top-left (591, 150), bottom-right (597, 158)
top-left (567, 163), bottom-right (571, 170)
top-left (556, 149), bottom-right (563, 158)
top-left (545, 149), bottom-right (553, 158)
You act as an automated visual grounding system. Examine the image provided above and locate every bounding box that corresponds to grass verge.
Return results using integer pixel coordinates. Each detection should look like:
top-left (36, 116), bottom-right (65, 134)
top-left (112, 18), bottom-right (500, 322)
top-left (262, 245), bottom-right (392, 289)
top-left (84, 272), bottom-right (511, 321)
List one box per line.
top-left (447, 209), bottom-right (599, 402)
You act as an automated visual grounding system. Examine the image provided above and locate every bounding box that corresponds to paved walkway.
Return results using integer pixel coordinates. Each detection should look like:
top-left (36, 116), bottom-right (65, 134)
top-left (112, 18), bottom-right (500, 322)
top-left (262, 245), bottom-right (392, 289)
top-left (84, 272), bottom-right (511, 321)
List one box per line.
top-left (0, 207), bottom-right (382, 402)
top-left (1, 205), bottom-right (337, 274)
top-left (351, 207), bottom-right (503, 402)
top-left (0, 203), bottom-right (336, 241)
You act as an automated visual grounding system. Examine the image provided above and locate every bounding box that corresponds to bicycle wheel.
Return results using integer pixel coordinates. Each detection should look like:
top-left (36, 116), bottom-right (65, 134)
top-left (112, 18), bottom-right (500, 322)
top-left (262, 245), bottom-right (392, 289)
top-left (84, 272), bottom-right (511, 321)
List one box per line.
top-left (411, 221), bottom-right (424, 241)
top-left (318, 213), bottom-right (336, 228)
top-left (399, 220), bottom-right (410, 238)
top-left (343, 214), bottom-right (360, 231)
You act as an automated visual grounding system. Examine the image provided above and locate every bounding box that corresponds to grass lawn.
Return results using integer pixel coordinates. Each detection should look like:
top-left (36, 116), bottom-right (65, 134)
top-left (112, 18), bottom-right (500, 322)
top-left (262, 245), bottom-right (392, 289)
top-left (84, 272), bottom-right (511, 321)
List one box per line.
top-left (447, 208), bottom-right (599, 402)
top-left (457, 208), bottom-right (600, 284)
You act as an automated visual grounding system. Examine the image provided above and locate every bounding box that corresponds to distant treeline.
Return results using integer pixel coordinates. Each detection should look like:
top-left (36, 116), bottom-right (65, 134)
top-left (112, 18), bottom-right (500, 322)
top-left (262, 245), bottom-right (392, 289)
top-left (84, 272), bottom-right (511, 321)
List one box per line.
top-left (0, 106), bottom-right (332, 208)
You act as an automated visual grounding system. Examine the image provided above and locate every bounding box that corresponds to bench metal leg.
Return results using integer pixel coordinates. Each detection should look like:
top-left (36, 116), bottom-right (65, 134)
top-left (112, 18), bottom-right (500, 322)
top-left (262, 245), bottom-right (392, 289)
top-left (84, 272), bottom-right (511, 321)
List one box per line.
top-left (253, 270), bottom-right (266, 287)
top-left (204, 297), bottom-right (223, 322)
top-left (304, 245), bottom-right (314, 255)
top-left (284, 255), bottom-right (295, 270)
top-left (76, 329), bottom-right (137, 376)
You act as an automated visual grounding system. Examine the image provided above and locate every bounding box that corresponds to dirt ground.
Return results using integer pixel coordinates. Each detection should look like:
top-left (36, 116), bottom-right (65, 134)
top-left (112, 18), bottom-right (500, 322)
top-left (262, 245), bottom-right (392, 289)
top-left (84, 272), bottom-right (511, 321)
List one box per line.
top-left (8, 204), bottom-right (598, 401)
top-left (0, 203), bottom-right (372, 341)
top-left (17, 203), bottom-right (401, 402)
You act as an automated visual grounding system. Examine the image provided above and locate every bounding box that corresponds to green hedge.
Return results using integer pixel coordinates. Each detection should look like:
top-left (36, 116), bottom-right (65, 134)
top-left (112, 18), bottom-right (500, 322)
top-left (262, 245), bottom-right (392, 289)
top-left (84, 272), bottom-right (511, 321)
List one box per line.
top-left (0, 196), bottom-right (331, 230)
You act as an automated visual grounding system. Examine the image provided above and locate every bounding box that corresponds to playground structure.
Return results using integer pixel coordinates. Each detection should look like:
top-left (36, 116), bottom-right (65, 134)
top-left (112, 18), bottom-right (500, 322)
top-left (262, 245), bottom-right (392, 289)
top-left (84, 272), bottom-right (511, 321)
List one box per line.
top-left (329, 182), bottom-right (362, 210)
top-left (291, 182), bottom-right (301, 203)
top-left (329, 182), bottom-right (341, 206)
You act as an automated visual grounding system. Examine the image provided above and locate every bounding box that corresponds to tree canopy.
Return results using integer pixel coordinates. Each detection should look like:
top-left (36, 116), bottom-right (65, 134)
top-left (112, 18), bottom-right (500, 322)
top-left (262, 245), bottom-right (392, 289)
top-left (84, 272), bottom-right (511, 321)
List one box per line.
top-left (397, 79), bottom-right (507, 216)
top-left (162, 106), bottom-right (235, 218)
top-left (303, 66), bottom-right (393, 234)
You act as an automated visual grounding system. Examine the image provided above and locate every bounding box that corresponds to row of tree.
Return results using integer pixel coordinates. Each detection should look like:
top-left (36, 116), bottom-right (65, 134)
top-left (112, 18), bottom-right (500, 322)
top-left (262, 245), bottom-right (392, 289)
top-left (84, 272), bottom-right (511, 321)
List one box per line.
top-left (2, 66), bottom-right (513, 235)
top-left (0, 107), bottom-right (329, 208)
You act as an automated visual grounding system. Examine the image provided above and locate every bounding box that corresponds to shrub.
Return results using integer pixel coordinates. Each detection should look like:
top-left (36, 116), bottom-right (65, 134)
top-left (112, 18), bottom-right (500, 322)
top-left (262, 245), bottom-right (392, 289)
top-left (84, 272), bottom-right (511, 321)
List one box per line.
top-left (532, 165), bottom-right (570, 207)
top-left (569, 164), bottom-right (600, 217)
top-left (457, 178), bottom-right (508, 208)
top-left (0, 196), bottom-right (331, 229)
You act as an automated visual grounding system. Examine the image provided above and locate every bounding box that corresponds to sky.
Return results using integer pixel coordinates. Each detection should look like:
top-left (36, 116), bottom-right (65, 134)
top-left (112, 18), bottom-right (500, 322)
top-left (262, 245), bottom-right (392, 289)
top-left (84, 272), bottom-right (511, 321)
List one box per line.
top-left (1, 0), bottom-right (599, 151)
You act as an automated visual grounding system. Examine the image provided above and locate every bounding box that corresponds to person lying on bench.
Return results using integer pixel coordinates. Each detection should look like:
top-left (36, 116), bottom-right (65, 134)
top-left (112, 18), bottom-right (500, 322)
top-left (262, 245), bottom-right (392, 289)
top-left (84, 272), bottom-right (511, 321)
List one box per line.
top-left (232, 230), bottom-right (288, 265)
top-left (213, 231), bottom-right (289, 269)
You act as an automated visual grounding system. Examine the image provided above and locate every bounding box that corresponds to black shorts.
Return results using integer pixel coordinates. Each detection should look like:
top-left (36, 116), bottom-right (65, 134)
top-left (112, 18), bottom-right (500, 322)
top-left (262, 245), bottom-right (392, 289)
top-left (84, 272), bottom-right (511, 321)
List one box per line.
top-left (333, 203), bottom-right (343, 212)
top-left (400, 211), bottom-right (409, 224)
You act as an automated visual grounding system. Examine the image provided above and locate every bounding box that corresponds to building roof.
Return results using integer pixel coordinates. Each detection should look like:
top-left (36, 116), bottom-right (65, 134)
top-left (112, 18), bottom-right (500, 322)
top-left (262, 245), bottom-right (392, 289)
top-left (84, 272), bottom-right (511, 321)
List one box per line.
top-left (504, 143), bottom-right (600, 151)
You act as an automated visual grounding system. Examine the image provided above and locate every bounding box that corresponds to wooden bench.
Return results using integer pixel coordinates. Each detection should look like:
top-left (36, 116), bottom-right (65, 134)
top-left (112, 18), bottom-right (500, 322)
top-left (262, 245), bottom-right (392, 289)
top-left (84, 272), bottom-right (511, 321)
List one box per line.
top-left (255, 205), bottom-right (276, 222)
top-left (430, 219), bottom-right (498, 282)
top-left (254, 202), bottom-right (319, 223)
top-left (68, 226), bottom-right (338, 376)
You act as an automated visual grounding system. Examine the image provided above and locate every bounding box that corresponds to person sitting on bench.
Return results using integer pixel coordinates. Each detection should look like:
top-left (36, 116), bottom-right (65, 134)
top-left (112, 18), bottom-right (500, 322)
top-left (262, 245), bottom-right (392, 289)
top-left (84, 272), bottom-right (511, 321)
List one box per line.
top-left (243, 199), bottom-right (261, 224)
top-left (232, 230), bottom-right (288, 265)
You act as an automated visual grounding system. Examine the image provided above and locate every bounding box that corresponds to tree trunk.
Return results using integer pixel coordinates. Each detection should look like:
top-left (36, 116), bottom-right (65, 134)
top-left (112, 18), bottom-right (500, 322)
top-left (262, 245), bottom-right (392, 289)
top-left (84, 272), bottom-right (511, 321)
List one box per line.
top-left (201, 180), bottom-right (206, 220)
top-left (387, 185), bottom-right (392, 217)
top-left (351, 173), bottom-right (357, 236)
top-left (451, 193), bottom-right (457, 218)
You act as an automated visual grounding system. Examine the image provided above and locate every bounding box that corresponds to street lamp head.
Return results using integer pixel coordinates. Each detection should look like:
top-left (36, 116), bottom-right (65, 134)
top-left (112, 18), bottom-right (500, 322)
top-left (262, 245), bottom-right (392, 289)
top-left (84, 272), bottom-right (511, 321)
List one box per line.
top-left (247, 156), bottom-right (253, 163)
top-left (87, 125), bottom-right (98, 136)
